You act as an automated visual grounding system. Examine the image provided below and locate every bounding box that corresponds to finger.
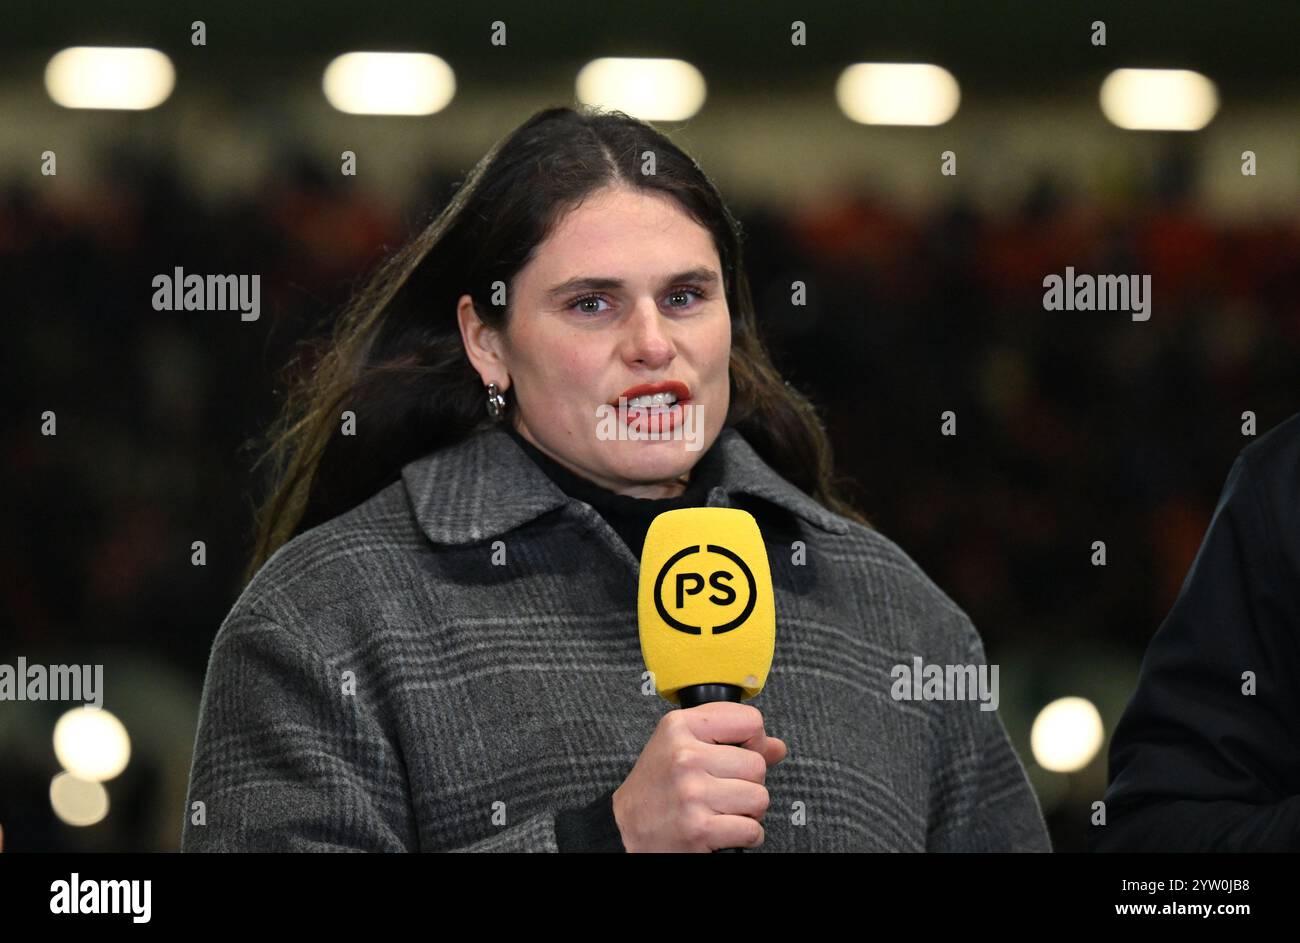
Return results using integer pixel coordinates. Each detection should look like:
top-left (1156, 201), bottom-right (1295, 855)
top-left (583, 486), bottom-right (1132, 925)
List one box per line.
top-left (730, 732), bottom-right (788, 769)
top-left (681, 702), bottom-right (765, 747)
top-left (703, 777), bottom-right (770, 819)
top-left (761, 736), bottom-right (789, 766)
top-left (697, 742), bottom-right (769, 782)
top-left (706, 813), bottom-right (765, 851)
top-left (732, 727), bottom-right (770, 753)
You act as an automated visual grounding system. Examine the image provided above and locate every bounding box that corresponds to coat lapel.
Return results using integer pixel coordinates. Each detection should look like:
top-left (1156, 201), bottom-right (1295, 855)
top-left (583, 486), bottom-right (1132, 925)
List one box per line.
top-left (401, 424), bottom-right (850, 547)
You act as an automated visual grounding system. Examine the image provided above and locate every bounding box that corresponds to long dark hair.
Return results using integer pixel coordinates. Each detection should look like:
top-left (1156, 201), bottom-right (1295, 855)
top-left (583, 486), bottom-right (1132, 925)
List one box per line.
top-left (242, 104), bottom-right (869, 585)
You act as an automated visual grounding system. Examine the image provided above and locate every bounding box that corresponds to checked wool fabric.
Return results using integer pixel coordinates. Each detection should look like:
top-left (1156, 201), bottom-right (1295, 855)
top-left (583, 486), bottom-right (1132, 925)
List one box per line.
top-left (182, 424), bottom-right (1050, 852)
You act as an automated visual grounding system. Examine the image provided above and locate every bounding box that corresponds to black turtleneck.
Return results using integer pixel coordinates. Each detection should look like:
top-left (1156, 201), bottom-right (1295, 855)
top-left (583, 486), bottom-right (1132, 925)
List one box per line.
top-left (503, 424), bottom-right (725, 559)
top-left (501, 422), bottom-right (727, 852)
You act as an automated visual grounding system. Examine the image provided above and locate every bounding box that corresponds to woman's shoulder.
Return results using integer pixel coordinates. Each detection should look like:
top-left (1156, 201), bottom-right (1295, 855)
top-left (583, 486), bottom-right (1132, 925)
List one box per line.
top-left (717, 427), bottom-right (978, 650)
top-left (832, 515), bottom-right (966, 611)
top-left (226, 477), bottom-right (430, 643)
top-left (808, 511), bottom-right (981, 657)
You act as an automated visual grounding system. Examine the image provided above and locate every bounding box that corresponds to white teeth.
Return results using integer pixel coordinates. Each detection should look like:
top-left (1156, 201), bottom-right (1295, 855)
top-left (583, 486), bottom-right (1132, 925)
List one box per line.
top-left (626, 391), bottom-right (678, 408)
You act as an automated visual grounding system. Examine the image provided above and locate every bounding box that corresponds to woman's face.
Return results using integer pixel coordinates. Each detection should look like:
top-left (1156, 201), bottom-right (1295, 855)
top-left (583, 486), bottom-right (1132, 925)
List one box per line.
top-left (461, 185), bottom-right (732, 498)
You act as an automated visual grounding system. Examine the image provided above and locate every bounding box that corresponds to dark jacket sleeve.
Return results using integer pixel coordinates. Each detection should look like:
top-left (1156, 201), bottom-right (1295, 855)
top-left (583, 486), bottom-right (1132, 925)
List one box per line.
top-left (1091, 451), bottom-right (1300, 851)
top-left (555, 788), bottom-right (626, 852)
top-left (182, 610), bottom-right (619, 852)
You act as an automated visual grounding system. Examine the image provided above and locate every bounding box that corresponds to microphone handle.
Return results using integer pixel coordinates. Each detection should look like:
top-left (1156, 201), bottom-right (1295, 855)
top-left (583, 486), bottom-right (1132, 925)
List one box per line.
top-left (677, 684), bottom-right (747, 853)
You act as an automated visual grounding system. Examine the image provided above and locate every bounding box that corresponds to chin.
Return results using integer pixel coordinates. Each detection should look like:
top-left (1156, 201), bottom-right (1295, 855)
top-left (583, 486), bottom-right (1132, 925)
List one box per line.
top-left (607, 439), bottom-right (697, 479)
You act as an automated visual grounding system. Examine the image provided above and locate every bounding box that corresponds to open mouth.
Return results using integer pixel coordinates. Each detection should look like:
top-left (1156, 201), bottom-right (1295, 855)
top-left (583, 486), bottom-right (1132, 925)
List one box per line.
top-left (609, 381), bottom-right (692, 435)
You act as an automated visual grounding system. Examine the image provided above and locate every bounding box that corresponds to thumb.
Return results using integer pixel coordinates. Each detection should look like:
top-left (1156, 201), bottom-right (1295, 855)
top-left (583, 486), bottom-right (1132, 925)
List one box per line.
top-left (762, 736), bottom-right (788, 766)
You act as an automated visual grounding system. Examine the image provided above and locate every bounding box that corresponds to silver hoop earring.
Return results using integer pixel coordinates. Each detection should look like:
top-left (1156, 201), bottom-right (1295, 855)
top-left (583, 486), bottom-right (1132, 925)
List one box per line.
top-left (485, 382), bottom-right (507, 421)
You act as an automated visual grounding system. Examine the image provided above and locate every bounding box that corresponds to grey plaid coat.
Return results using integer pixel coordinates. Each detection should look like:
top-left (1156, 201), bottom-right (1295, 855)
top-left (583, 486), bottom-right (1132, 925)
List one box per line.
top-left (182, 424), bottom-right (1050, 851)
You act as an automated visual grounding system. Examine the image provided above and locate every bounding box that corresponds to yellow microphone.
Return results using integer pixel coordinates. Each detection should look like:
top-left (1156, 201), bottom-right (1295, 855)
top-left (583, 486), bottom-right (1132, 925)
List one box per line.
top-left (637, 507), bottom-right (775, 708)
top-left (638, 507), bottom-right (776, 853)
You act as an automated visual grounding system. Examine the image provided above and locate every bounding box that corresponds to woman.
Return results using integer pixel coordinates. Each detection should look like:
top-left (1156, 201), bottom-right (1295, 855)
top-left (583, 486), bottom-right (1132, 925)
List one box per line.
top-left (182, 105), bottom-right (1049, 852)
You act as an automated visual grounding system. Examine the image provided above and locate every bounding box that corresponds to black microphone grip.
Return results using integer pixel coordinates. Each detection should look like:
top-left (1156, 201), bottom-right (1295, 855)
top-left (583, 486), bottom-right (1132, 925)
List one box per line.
top-left (677, 683), bottom-right (749, 853)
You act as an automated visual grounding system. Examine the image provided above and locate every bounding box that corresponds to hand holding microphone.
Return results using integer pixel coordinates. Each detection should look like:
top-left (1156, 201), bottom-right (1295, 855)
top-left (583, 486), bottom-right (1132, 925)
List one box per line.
top-left (612, 507), bottom-right (785, 852)
top-left (612, 702), bottom-right (787, 852)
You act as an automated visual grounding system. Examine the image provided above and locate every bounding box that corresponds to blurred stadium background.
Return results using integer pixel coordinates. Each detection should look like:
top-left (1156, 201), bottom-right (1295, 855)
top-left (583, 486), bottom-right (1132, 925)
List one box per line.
top-left (2, 0), bottom-right (1298, 852)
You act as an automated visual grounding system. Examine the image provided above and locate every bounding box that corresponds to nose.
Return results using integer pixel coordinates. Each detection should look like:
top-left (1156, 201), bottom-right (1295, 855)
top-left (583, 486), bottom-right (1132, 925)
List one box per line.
top-left (621, 298), bottom-right (676, 369)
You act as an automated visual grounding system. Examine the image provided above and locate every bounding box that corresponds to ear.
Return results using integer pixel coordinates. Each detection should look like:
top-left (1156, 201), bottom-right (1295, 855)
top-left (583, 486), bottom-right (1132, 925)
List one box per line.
top-left (456, 294), bottom-right (510, 391)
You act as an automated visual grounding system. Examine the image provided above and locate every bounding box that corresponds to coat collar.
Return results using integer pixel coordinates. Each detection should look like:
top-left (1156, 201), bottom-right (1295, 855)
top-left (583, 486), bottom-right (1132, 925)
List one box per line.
top-left (400, 424), bottom-right (851, 545)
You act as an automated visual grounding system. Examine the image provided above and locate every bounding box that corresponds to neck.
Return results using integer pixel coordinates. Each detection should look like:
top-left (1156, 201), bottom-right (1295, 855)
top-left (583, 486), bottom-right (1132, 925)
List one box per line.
top-left (507, 422), bottom-right (692, 498)
top-left (616, 476), bottom-right (690, 499)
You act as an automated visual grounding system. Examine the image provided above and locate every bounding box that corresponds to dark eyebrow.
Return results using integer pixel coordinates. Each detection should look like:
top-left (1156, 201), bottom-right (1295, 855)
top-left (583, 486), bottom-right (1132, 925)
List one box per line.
top-left (544, 267), bottom-right (720, 300)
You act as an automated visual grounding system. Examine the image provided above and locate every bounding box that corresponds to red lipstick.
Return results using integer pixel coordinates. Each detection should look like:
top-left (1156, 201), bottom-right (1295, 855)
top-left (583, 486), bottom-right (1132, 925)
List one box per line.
top-left (608, 380), bottom-right (692, 436)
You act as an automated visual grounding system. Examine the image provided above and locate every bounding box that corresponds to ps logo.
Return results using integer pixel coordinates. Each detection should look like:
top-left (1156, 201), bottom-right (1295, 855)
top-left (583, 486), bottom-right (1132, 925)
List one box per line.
top-left (638, 508), bottom-right (775, 703)
top-left (653, 544), bottom-right (757, 635)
